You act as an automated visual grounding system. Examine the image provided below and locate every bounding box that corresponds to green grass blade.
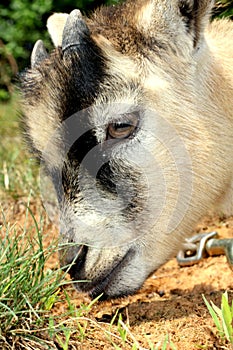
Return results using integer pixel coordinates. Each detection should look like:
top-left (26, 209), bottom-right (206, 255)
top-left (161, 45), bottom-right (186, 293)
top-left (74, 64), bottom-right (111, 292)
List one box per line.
top-left (162, 334), bottom-right (169, 350)
top-left (210, 301), bottom-right (222, 320)
top-left (221, 292), bottom-right (233, 343)
top-left (202, 295), bottom-right (222, 334)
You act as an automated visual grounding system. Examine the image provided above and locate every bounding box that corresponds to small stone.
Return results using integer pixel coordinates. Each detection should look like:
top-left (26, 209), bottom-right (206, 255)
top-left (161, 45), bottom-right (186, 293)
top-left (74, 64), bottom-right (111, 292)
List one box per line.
top-left (158, 290), bottom-right (165, 297)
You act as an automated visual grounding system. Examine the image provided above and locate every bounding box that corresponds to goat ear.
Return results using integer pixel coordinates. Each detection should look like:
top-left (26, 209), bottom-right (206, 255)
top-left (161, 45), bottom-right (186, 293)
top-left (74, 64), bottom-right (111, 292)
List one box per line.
top-left (135, 0), bottom-right (213, 49)
top-left (179, 0), bottom-right (214, 47)
top-left (47, 13), bottom-right (69, 47)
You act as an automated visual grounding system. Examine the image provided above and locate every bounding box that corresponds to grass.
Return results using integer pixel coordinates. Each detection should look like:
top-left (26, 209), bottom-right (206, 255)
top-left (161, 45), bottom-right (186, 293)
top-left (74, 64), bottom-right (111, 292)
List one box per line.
top-left (0, 94), bottom-right (39, 200)
top-left (0, 206), bottom-right (62, 349)
top-left (203, 291), bottom-right (233, 345)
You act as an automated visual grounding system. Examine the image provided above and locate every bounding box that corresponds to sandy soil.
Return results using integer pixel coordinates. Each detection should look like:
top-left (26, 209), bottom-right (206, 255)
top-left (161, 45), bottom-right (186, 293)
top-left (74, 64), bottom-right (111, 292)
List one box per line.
top-left (1, 200), bottom-right (233, 350)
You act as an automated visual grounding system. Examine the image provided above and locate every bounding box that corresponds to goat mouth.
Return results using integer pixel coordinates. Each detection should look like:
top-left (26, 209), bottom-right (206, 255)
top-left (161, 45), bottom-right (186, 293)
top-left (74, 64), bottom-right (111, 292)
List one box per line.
top-left (82, 249), bottom-right (135, 300)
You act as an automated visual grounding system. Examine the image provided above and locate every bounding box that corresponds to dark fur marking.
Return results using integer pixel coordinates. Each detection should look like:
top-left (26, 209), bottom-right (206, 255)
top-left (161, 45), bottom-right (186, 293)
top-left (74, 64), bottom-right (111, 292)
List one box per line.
top-left (179, 0), bottom-right (194, 30)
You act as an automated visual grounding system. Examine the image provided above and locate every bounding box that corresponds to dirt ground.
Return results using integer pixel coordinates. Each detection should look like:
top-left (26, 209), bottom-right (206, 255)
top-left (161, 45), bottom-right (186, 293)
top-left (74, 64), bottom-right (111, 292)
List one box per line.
top-left (2, 200), bottom-right (233, 350)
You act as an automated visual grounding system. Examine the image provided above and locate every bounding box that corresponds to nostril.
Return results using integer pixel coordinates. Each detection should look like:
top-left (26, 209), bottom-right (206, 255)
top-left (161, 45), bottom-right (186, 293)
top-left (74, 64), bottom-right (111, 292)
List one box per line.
top-left (60, 244), bottom-right (88, 275)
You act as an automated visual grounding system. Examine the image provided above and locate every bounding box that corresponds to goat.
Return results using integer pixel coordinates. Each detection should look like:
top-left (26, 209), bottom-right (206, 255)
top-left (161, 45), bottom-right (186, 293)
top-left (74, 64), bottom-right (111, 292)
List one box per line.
top-left (20, 0), bottom-right (233, 299)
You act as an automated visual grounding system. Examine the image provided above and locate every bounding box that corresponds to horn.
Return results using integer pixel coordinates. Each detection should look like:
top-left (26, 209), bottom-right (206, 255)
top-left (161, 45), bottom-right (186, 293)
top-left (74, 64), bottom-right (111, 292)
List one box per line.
top-left (31, 40), bottom-right (48, 68)
top-left (62, 9), bottom-right (90, 53)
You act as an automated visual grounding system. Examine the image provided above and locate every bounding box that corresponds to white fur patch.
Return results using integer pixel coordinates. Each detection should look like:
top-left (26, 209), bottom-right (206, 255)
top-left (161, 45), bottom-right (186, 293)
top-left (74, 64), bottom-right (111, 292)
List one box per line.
top-left (144, 74), bottom-right (169, 92)
top-left (136, 1), bottom-right (154, 31)
top-left (92, 34), bottom-right (138, 80)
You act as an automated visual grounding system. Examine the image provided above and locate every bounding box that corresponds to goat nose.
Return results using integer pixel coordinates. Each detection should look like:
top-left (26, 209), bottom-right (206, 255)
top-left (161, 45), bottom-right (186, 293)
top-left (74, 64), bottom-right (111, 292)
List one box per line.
top-left (60, 244), bottom-right (88, 275)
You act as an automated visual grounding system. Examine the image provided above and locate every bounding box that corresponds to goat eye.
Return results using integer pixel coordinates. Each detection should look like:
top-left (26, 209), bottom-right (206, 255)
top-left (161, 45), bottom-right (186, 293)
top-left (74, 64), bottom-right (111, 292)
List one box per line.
top-left (107, 113), bottom-right (139, 139)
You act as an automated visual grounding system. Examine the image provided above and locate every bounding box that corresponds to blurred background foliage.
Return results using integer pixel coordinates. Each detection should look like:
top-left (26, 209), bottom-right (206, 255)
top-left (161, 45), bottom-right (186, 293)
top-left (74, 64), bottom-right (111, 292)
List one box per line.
top-left (0, 0), bottom-right (232, 101)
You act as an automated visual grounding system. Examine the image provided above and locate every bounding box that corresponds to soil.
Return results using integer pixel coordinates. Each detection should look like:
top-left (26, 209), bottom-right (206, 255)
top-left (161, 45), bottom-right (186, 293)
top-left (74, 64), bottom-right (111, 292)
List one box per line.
top-left (2, 200), bottom-right (233, 350)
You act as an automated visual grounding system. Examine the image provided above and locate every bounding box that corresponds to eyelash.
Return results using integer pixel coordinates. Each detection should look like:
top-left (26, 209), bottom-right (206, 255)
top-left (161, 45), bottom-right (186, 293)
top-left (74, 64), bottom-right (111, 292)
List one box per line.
top-left (107, 112), bottom-right (140, 140)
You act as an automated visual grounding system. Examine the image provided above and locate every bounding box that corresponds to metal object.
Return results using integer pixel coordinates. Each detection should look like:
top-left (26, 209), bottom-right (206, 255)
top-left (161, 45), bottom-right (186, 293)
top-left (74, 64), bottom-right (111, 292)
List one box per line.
top-left (177, 231), bottom-right (233, 269)
top-left (206, 237), bottom-right (233, 267)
